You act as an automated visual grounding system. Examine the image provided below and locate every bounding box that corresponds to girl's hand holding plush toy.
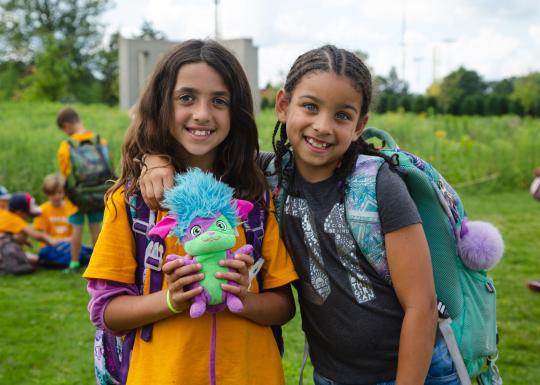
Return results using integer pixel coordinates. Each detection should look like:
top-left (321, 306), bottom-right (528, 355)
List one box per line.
top-left (162, 250), bottom-right (254, 315)
top-left (150, 168), bottom-right (256, 318)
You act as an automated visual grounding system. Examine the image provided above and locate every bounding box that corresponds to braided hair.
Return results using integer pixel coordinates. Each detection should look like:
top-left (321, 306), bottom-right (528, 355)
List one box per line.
top-left (272, 45), bottom-right (392, 197)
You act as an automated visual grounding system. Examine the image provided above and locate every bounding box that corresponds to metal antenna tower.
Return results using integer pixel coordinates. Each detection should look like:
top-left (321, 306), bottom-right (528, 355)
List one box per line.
top-left (401, 0), bottom-right (407, 82)
top-left (214, 0), bottom-right (220, 39)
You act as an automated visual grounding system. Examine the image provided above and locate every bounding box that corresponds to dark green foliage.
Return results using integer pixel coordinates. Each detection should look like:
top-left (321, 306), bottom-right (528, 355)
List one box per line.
top-left (136, 19), bottom-right (167, 40)
top-left (0, 0), bottom-right (110, 102)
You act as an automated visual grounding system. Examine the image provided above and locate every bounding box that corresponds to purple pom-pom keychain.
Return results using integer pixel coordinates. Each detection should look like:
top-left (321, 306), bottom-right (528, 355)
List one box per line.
top-left (458, 220), bottom-right (504, 271)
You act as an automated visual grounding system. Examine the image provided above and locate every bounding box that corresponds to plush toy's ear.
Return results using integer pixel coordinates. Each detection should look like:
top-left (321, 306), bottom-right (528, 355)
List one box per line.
top-left (148, 214), bottom-right (178, 239)
top-left (234, 199), bottom-right (254, 220)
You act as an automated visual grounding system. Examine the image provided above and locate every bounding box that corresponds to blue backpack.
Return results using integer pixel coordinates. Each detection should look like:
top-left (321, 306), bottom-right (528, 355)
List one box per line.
top-left (93, 192), bottom-right (279, 385)
top-left (268, 127), bottom-right (502, 385)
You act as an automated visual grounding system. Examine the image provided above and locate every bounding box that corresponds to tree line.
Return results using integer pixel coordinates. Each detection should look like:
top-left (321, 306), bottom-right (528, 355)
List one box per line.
top-left (0, 0), bottom-right (163, 105)
top-left (2, 0), bottom-right (539, 116)
top-left (374, 67), bottom-right (540, 117)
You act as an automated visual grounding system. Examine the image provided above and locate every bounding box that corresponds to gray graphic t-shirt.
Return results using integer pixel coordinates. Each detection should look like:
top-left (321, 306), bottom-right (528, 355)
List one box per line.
top-left (282, 163), bottom-right (421, 384)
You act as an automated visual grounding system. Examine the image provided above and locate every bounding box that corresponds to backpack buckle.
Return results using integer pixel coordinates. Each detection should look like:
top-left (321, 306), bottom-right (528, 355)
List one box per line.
top-left (132, 218), bottom-right (152, 238)
top-left (144, 239), bottom-right (164, 271)
top-left (244, 222), bottom-right (265, 240)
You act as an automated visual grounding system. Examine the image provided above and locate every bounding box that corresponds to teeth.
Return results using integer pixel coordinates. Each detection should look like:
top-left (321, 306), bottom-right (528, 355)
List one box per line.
top-left (191, 130), bottom-right (211, 136)
top-left (306, 137), bottom-right (329, 149)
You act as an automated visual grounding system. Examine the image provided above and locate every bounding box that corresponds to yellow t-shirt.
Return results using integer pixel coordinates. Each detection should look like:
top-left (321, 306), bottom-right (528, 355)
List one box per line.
top-left (83, 188), bottom-right (298, 385)
top-left (0, 209), bottom-right (28, 235)
top-left (57, 131), bottom-right (108, 176)
top-left (33, 199), bottom-right (77, 241)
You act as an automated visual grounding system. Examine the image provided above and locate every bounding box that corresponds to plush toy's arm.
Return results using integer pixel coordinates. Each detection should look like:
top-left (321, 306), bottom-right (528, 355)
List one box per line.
top-left (166, 254), bottom-right (196, 265)
top-left (231, 244), bottom-right (254, 259)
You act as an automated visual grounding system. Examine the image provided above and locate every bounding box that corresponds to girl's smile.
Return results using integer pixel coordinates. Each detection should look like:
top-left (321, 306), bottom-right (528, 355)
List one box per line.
top-left (304, 135), bottom-right (332, 151)
top-left (185, 126), bottom-right (215, 138)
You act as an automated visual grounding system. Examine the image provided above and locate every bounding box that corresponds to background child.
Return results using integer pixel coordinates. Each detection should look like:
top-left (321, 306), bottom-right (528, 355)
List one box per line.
top-left (83, 39), bottom-right (297, 385)
top-left (0, 185), bottom-right (11, 210)
top-left (56, 107), bottom-right (107, 272)
top-left (0, 192), bottom-right (57, 274)
top-left (33, 173), bottom-right (92, 268)
top-left (141, 45), bottom-right (459, 385)
top-left (527, 166), bottom-right (540, 291)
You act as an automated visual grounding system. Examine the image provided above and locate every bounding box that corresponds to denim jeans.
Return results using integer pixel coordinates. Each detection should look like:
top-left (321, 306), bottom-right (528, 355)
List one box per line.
top-left (313, 336), bottom-right (460, 385)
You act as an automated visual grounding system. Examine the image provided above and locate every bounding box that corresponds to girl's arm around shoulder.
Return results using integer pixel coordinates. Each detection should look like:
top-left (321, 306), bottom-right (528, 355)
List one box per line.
top-left (385, 223), bottom-right (438, 385)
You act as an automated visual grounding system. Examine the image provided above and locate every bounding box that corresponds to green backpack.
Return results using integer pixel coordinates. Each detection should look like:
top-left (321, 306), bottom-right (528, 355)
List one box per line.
top-left (267, 127), bottom-right (503, 385)
top-left (65, 134), bottom-right (115, 213)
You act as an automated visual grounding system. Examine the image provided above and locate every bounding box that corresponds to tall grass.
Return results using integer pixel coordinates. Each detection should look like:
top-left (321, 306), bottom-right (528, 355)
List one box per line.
top-left (257, 109), bottom-right (540, 191)
top-left (0, 102), bottom-right (129, 202)
top-left (2, 103), bottom-right (540, 200)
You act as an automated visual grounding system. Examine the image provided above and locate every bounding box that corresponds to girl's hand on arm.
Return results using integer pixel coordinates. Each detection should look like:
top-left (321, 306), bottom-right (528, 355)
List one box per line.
top-left (386, 223), bottom-right (438, 385)
top-left (139, 155), bottom-right (175, 210)
top-left (103, 258), bottom-right (203, 332)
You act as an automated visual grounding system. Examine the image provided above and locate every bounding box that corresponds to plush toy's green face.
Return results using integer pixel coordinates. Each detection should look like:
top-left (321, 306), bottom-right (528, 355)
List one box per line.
top-left (183, 214), bottom-right (236, 255)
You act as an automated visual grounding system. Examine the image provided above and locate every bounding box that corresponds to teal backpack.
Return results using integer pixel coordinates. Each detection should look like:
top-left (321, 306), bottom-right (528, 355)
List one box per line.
top-left (65, 134), bottom-right (115, 213)
top-left (267, 127), bottom-right (502, 385)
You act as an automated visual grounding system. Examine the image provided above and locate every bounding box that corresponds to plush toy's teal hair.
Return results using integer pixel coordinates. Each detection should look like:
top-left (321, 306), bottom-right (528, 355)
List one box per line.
top-left (163, 168), bottom-right (237, 240)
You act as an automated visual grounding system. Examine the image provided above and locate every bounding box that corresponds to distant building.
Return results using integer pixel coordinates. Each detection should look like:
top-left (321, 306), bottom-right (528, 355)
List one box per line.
top-left (119, 36), bottom-right (260, 113)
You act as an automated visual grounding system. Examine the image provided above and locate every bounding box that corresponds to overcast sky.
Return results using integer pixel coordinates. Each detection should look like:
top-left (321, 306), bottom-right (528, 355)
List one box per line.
top-left (103, 0), bottom-right (540, 93)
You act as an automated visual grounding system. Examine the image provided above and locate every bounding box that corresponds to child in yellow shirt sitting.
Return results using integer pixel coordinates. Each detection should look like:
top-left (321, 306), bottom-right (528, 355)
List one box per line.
top-left (0, 186), bottom-right (10, 210)
top-left (33, 174), bottom-right (92, 268)
top-left (0, 192), bottom-right (56, 274)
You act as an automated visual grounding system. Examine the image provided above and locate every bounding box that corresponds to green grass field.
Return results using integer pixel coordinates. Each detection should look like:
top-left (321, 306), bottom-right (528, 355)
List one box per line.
top-left (1, 102), bottom-right (540, 384)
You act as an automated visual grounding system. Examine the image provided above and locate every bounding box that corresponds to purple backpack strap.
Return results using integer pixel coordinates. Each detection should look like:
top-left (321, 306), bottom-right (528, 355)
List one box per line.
top-left (126, 194), bottom-right (165, 342)
top-left (242, 191), bottom-right (284, 355)
top-left (243, 192), bottom-right (268, 264)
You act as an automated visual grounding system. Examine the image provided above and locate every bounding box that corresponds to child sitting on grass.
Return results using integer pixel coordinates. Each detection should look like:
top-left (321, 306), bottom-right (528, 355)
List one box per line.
top-left (33, 174), bottom-right (92, 268)
top-left (0, 192), bottom-right (57, 274)
top-left (0, 186), bottom-right (11, 210)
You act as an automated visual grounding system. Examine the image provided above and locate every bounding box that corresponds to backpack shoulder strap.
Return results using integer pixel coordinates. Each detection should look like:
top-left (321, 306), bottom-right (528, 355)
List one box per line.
top-left (243, 191), bottom-right (269, 266)
top-left (125, 192), bottom-right (163, 342)
top-left (66, 137), bottom-right (77, 148)
top-left (264, 153), bottom-right (291, 228)
top-left (344, 154), bottom-right (390, 283)
top-left (242, 191), bottom-right (285, 356)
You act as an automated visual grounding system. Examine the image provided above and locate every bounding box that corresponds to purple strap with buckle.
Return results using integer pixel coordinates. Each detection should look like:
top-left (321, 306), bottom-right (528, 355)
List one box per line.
top-left (126, 195), bottom-right (164, 342)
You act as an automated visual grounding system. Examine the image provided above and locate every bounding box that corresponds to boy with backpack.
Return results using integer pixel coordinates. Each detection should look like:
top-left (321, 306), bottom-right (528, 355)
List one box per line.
top-left (33, 173), bottom-right (92, 268)
top-left (56, 107), bottom-right (115, 273)
top-left (0, 192), bottom-right (57, 274)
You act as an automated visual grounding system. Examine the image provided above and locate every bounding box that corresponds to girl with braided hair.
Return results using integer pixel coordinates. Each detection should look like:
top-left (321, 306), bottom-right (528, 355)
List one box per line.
top-left (141, 44), bottom-right (459, 385)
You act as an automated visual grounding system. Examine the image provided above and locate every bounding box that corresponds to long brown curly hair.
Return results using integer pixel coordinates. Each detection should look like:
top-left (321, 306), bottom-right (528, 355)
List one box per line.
top-left (109, 39), bottom-right (266, 204)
